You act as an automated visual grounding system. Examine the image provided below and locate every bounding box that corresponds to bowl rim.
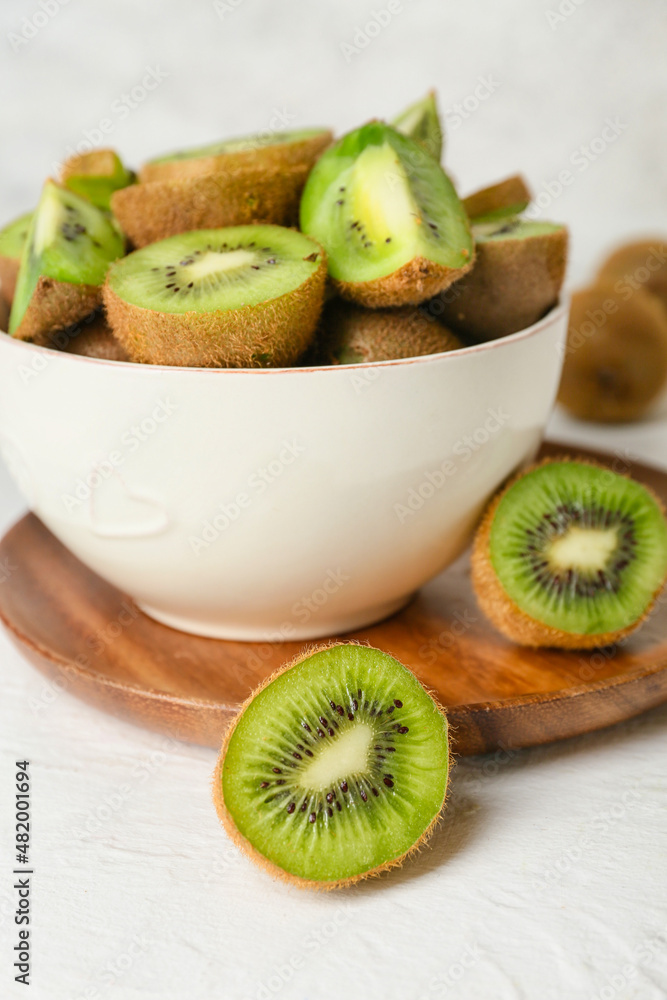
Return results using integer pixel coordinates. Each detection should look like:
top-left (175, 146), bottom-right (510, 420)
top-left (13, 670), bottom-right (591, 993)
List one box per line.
top-left (0, 297), bottom-right (569, 376)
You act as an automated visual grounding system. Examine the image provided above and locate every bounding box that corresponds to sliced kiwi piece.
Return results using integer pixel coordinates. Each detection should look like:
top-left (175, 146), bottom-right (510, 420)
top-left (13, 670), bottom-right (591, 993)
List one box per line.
top-left (111, 163), bottom-right (310, 249)
top-left (437, 218), bottom-right (567, 341)
top-left (0, 211), bottom-right (33, 305)
top-left (463, 174), bottom-right (531, 225)
top-left (214, 643), bottom-right (449, 888)
top-left (392, 90), bottom-right (443, 162)
top-left (558, 282), bottom-right (667, 423)
top-left (139, 128), bottom-right (332, 184)
top-left (300, 122), bottom-right (473, 308)
top-left (9, 181), bottom-right (125, 344)
top-left (472, 458), bottom-right (667, 649)
top-left (61, 149), bottom-right (135, 211)
top-left (311, 299), bottom-right (462, 365)
top-left (52, 310), bottom-right (130, 361)
top-left (104, 224), bottom-right (326, 367)
top-left (597, 239), bottom-right (667, 311)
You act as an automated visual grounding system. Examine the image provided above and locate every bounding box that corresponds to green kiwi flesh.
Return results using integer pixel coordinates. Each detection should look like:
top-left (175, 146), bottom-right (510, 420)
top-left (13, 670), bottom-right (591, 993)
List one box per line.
top-left (61, 149), bottom-right (135, 211)
top-left (300, 122), bottom-right (473, 307)
top-left (0, 211), bottom-right (33, 304)
top-left (214, 643), bottom-right (450, 888)
top-left (9, 181), bottom-right (125, 342)
top-left (103, 224), bottom-right (326, 367)
top-left (392, 90), bottom-right (443, 161)
top-left (474, 460), bottom-right (667, 646)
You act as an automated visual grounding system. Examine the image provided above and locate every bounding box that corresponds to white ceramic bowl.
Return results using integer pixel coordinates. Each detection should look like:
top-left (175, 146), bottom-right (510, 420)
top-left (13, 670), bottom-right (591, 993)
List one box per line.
top-left (0, 303), bottom-right (568, 640)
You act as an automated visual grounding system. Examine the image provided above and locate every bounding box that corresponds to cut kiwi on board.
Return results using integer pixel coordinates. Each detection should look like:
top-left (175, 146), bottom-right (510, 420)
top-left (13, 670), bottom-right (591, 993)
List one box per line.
top-left (392, 90), bottom-right (443, 162)
top-left (139, 127), bottom-right (332, 184)
top-left (463, 174), bottom-right (532, 225)
top-left (9, 181), bottom-right (125, 345)
top-left (213, 643), bottom-right (450, 889)
top-left (597, 239), bottom-right (667, 311)
top-left (472, 459), bottom-right (667, 649)
top-left (310, 299), bottom-right (462, 364)
top-left (111, 163), bottom-right (311, 249)
top-left (300, 122), bottom-right (473, 308)
top-left (437, 218), bottom-right (568, 341)
top-left (558, 282), bottom-right (667, 423)
top-left (61, 148), bottom-right (135, 211)
top-left (0, 211), bottom-right (33, 305)
top-left (103, 224), bottom-right (326, 367)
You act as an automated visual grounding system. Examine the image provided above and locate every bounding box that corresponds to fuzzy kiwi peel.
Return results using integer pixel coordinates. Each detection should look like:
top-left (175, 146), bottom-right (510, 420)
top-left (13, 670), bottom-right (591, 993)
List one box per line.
top-left (139, 128), bottom-right (332, 184)
top-left (300, 122), bottom-right (473, 308)
top-left (436, 218), bottom-right (568, 342)
top-left (0, 211), bottom-right (33, 305)
top-left (213, 642), bottom-right (450, 889)
top-left (56, 310), bottom-right (130, 361)
top-left (463, 175), bottom-right (532, 225)
top-left (111, 163), bottom-right (310, 249)
top-left (61, 149), bottom-right (135, 210)
top-left (103, 224), bottom-right (326, 367)
top-left (472, 458), bottom-right (667, 649)
top-left (9, 180), bottom-right (124, 344)
top-left (312, 299), bottom-right (463, 364)
top-left (392, 90), bottom-right (443, 162)
top-left (597, 239), bottom-right (667, 311)
top-left (558, 282), bottom-right (667, 423)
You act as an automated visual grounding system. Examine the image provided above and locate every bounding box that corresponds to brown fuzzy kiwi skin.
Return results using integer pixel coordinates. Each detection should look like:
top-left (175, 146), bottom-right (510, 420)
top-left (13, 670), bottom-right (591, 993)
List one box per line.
top-left (59, 311), bottom-right (130, 361)
top-left (333, 253), bottom-right (474, 309)
top-left (558, 282), bottom-right (667, 423)
top-left (111, 164), bottom-right (311, 249)
top-left (462, 175), bottom-right (532, 222)
top-left (439, 228), bottom-right (568, 342)
top-left (11, 277), bottom-right (102, 346)
top-left (103, 251), bottom-right (327, 368)
top-left (139, 130), bottom-right (333, 184)
top-left (597, 239), bottom-right (667, 309)
top-left (471, 457), bottom-right (667, 650)
top-left (0, 257), bottom-right (19, 306)
top-left (0, 294), bottom-right (9, 332)
top-left (61, 148), bottom-right (125, 182)
top-left (212, 641), bottom-right (451, 891)
top-left (317, 300), bottom-right (463, 364)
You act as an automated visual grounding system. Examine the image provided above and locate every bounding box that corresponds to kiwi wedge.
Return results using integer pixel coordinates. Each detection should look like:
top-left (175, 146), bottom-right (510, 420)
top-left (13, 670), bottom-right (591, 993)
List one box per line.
top-left (103, 224), bottom-right (326, 367)
top-left (61, 149), bottom-right (135, 211)
top-left (558, 282), bottom-right (667, 423)
top-left (597, 239), bottom-right (667, 311)
top-left (300, 122), bottom-right (473, 308)
top-left (9, 181), bottom-right (125, 344)
top-left (56, 311), bottom-right (130, 361)
top-left (139, 128), bottom-right (332, 184)
top-left (312, 299), bottom-right (462, 364)
top-left (111, 163), bottom-right (310, 249)
top-left (214, 643), bottom-right (450, 889)
top-left (0, 211), bottom-right (33, 305)
top-left (472, 459), bottom-right (667, 649)
top-left (463, 174), bottom-right (531, 225)
top-left (392, 90), bottom-right (443, 161)
top-left (437, 218), bottom-right (568, 341)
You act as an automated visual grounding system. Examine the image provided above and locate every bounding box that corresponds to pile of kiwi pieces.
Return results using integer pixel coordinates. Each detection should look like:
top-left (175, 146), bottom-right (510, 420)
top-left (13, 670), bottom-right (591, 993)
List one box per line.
top-left (0, 91), bottom-right (568, 366)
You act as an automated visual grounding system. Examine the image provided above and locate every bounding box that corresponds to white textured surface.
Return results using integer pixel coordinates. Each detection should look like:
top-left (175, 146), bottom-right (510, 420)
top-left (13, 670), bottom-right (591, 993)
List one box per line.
top-left (1, 1), bottom-right (667, 997)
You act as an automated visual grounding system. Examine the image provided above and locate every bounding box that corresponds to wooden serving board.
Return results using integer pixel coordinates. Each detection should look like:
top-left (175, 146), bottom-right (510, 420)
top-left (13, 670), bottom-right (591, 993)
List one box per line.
top-left (2, 442), bottom-right (667, 756)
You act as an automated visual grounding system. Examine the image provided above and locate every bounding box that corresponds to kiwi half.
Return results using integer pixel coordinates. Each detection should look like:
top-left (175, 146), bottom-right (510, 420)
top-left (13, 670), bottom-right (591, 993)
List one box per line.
top-left (597, 239), bottom-right (667, 311)
top-left (0, 211), bottom-right (33, 305)
top-left (9, 181), bottom-right (125, 344)
top-left (213, 643), bottom-right (450, 889)
top-left (104, 224), bottom-right (326, 367)
top-left (57, 311), bottom-right (130, 361)
top-left (463, 174), bottom-right (531, 225)
top-left (300, 122), bottom-right (473, 308)
top-left (139, 128), bottom-right (332, 184)
top-left (61, 149), bottom-right (135, 210)
top-left (558, 282), bottom-right (667, 423)
top-left (392, 90), bottom-right (443, 161)
top-left (111, 163), bottom-right (310, 249)
top-left (312, 299), bottom-right (462, 364)
top-left (472, 458), bottom-right (667, 649)
top-left (437, 218), bottom-right (568, 341)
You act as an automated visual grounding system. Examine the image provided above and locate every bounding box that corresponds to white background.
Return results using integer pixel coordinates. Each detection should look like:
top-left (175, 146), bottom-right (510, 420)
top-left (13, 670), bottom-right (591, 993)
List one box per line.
top-left (1, 1), bottom-right (667, 998)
